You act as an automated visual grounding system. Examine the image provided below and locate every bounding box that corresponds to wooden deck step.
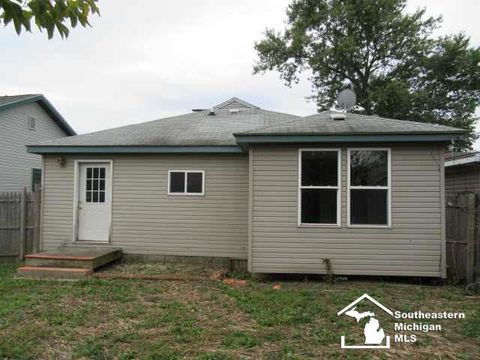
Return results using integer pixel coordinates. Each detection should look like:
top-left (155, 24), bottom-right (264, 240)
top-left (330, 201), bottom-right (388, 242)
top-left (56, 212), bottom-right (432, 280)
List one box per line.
top-left (16, 266), bottom-right (93, 279)
top-left (25, 248), bottom-right (122, 269)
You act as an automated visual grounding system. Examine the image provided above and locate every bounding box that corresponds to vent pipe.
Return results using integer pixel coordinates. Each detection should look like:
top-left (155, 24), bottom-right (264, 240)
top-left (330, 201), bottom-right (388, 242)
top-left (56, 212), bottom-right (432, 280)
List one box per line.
top-left (330, 112), bottom-right (346, 121)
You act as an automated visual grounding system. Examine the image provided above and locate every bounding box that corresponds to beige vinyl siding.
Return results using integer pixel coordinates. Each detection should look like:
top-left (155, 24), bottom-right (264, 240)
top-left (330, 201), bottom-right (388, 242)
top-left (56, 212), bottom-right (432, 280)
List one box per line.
top-left (250, 144), bottom-right (444, 277)
top-left (0, 102), bottom-right (68, 192)
top-left (42, 154), bottom-right (248, 258)
top-left (445, 165), bottom-right (480, 195)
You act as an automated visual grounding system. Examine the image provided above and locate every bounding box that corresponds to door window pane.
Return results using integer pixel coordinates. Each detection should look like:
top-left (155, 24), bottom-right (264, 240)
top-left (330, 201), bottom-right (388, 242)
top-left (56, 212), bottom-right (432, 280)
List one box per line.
top-left (301, 151), bottom-right (338, 186)
top-left (85, 166), bottom-right (107, 203)
top-left (301, 189), bottom-right (337, 224)
top-left (170, 172), bottom-right (185, 193)
top-left (350, 189), bottom-right (388, 225)
top-left (350, 150), bottom-right (388, 186)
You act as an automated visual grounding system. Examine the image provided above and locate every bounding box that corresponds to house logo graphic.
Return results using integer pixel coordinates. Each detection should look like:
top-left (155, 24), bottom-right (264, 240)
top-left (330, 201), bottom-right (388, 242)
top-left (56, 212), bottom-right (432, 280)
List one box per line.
top-left (337, 293), bottom-right (393, 349)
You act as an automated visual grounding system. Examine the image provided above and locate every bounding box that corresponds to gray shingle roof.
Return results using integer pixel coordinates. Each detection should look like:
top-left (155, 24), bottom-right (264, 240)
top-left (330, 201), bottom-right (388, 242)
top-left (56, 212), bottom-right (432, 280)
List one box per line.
top-left (30, 99), bottom-right (464, 150)
top-left (33, 106), bottom-right (299, 147)
top-left (240, 111), bottom-right (465, 136)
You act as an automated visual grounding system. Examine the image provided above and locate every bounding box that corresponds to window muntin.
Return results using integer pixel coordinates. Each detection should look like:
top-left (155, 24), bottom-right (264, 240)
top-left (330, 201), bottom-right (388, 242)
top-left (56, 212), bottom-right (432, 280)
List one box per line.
top-left (168, 170), bottom-right (204, 195)
top-left (85, 166), bottom-right (106, 203)
top-left (348, 149), bottom-right (390, 227)
top-left (299, 149), bottom-right (340, 226)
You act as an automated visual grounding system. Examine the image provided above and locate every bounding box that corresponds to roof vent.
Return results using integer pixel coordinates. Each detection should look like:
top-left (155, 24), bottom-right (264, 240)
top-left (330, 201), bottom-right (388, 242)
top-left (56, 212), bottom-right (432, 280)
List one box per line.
top-left (330, 112), bottom-right (346, 121)
top-left (208, 108), bottom-right (215, 116)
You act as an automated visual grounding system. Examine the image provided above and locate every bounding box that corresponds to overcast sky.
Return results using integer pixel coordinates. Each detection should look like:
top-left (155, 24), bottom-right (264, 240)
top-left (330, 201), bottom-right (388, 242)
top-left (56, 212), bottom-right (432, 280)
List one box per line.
top-left (1, 0), bottom-right (479, 142)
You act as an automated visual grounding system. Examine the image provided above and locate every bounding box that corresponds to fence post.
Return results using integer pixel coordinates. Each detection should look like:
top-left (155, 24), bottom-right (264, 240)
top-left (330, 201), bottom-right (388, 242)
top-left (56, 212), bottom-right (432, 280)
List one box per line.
top-left (19, 187), bottom-right (26, 259)
top-left (466, 193), bottom-right (476, 284)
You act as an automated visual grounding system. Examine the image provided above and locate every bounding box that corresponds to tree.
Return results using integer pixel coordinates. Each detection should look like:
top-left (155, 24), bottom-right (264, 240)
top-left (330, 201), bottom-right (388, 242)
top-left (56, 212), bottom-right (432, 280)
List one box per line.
top-left (254, 0), bottom-right (480, 150)
top-left (0, 0), bottom-right (99, 39)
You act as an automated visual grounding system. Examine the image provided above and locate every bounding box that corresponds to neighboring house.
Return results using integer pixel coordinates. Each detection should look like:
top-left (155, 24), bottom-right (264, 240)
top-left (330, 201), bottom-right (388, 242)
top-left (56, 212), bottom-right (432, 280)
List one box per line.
top-left (0, 94), bottom-right (76, 192)
top-left (445, 152), bottom-right (480, 196)
top-left (27, 97), bottom-right (464, 277)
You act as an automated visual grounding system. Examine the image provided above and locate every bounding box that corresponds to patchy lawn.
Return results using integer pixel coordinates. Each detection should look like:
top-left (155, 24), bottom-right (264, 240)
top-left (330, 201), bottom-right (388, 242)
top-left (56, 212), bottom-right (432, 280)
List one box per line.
top-left (0, 263), bottom-right (478, 359)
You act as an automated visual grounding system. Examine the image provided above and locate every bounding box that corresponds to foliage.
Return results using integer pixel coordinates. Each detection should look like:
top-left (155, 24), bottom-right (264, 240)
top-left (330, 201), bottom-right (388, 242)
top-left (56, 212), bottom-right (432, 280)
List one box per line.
top-left (0, 0), bottom-right (99, 38)
top-left (254, 0), bottom-right (480, 150)
top-left (0, 264), bottom-right (479, 359)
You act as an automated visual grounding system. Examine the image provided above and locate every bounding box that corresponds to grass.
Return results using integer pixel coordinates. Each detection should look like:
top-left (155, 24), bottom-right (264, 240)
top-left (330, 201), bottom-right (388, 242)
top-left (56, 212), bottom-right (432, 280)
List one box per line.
top-left (0, 263), bottom-right (479, 359)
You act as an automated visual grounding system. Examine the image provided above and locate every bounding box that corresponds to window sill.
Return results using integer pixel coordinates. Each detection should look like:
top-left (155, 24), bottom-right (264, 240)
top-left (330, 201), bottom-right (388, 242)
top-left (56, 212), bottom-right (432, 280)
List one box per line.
top-left (167, 193), bottom-right (205, 196)
top-left (298, 223), bottom-right (341, 228)
top-left (347, 225), bottom-right (391, 229)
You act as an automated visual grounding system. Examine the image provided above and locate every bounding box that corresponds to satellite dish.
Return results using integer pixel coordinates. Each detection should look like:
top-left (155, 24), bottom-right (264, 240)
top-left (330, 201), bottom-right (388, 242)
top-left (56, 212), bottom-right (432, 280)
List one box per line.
top-left (336, 88), bottom-right (356, 111)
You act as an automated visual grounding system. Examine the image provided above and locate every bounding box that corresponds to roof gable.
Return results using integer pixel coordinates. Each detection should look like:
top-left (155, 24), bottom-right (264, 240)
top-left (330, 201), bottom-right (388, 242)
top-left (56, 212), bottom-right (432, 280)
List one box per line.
top-left (0, 94), bottom-right (76, 136)
top-left (213, 97), bottom-right (259, 110)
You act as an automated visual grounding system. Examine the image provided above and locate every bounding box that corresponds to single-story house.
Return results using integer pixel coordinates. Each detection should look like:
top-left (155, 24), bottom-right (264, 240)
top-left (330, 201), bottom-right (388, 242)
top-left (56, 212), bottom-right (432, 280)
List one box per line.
top-left (27, 97), bottom-right (465, 277)
top-left (445, 152), bottom-right (480, 196)
top-left (0, 94), bottom-right (76, 192)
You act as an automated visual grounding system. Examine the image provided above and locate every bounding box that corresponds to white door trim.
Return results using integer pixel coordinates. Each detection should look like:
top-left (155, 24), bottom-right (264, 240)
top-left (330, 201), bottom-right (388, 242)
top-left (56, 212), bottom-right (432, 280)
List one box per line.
top-left (73, 159), bottom-right (113, 243)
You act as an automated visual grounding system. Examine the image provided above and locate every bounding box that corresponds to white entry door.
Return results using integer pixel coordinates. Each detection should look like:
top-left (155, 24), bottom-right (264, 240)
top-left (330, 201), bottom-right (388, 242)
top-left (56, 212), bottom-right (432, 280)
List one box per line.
top-left (77, 162), bottom-right (111, 241)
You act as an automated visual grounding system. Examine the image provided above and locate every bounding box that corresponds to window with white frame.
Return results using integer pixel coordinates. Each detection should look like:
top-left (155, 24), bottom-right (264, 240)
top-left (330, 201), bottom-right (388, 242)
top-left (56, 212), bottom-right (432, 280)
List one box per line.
top-left (348, 149), bottom-right (390, 226)
top-left (168, 170), bottom-right (204, 195)
top-left (299, 149), bottom-right (340, 225)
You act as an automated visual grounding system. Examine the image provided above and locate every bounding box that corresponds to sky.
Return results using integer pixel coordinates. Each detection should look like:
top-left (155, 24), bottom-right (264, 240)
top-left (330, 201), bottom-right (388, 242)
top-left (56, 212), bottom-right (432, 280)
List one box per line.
top-left (1, 0), bottom-right (479, 142)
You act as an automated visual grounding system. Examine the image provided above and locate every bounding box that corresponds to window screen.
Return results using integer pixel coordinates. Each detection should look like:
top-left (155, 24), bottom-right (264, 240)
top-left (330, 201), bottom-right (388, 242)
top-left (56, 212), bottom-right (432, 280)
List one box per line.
top-left (349, 150), bottom-right (390, 226)
top-left (299, 150), bottom-right (339, 225)
top-left (169, 171), bottom-right (204, 195)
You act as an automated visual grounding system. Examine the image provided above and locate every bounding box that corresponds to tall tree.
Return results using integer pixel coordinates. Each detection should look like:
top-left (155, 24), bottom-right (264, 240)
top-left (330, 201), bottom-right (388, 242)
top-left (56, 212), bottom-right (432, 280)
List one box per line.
top-left (254, 0), bottom-right (480, 150)
top-left (0, 0), bottom-right (99, 39)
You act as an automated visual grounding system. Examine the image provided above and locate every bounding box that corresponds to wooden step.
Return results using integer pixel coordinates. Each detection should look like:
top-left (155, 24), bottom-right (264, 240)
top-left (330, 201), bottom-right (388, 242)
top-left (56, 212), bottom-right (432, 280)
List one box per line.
top-left (25, 248), bottom-right (122, 269)
top-left (16, 266), bottom-right (93, 279)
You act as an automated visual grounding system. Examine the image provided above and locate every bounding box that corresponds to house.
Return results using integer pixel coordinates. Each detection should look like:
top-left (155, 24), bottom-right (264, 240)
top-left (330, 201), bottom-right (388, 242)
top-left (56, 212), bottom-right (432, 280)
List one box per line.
top-left (445, 152), bottom-right (480, 196)
top-left (0, 94), bottom-right (76, 192)
top-left (27, 97), bottom-right (465, 277)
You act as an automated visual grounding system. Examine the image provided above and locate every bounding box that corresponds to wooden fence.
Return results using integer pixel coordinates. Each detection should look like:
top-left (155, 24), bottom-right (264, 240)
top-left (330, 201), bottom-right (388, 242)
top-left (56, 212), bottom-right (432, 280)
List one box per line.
top-left (446, 192), bottom-right (480, 284)
top-left (0, 188), bottom-right (41, 261)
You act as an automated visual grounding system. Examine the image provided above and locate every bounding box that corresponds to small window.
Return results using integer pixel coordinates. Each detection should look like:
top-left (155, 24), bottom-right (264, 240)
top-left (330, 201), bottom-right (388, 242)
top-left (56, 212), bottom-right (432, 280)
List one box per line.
top-left (28, 116), bottom-right (36, 130)
top-left (348, 149), bottom-right (390, 226)
top-left (168, 170), bottom-right (204, 195)
top-left (32, 168), bottom-right (42, 191)
top-left (299, 149), bottom-right (340, 225)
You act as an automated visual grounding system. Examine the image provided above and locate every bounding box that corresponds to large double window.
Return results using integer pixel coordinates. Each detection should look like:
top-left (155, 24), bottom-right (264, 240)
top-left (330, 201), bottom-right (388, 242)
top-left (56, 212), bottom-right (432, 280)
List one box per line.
top-left (298, 148), bottom-right (391, 227)
top-left (299, 149), bottom-right (340, 226)
top-left (348, 149), bottom-right (390, 227)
